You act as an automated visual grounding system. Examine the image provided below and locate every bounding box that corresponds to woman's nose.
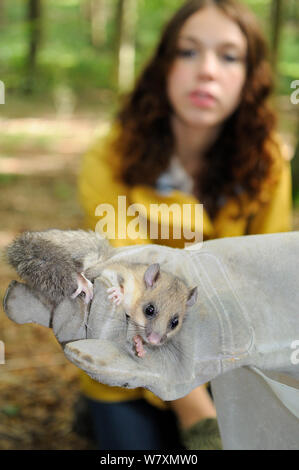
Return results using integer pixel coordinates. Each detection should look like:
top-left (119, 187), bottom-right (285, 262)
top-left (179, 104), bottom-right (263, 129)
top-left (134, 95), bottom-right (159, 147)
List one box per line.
top-left (196, 51), bottom-right (218, 80)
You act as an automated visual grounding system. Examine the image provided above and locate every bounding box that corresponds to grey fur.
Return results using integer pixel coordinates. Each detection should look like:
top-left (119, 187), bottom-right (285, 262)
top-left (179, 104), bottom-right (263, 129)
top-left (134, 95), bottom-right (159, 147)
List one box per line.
top-left (5, 229), bottom-right (112, 306)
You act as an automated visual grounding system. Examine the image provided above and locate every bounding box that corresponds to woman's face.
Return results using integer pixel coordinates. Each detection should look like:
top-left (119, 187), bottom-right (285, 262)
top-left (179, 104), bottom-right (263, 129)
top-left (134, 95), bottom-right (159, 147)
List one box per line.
top-left (167, 6), bottom-right (247, 129)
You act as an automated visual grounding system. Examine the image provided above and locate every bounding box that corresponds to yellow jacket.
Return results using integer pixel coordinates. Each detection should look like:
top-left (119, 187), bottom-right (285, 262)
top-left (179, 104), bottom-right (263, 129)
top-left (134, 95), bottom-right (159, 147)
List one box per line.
top-left (78, 125), bottom-right (292, 408)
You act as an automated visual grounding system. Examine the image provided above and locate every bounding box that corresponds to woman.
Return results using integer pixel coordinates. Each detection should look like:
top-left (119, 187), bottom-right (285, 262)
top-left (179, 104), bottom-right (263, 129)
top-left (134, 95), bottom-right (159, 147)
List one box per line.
top-left (78, 0), bottom-right (292, 450)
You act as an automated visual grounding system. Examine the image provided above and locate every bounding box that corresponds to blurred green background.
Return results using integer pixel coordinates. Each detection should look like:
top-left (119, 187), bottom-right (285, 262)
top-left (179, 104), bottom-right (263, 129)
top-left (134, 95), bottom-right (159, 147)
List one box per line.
top-left (0, 1), bottom-right (298, 111)
top-left (0, 0), bottom-right (298, 209)
top-left (0, 1), bottom-right (298, 195)
top-left (0, 0), bottom-right (298, 225)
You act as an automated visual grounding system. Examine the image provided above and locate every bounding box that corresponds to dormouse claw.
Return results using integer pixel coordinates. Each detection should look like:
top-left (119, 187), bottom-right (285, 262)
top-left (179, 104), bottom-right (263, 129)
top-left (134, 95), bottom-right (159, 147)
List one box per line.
top-left (71, 273), bottom-right (94, 304)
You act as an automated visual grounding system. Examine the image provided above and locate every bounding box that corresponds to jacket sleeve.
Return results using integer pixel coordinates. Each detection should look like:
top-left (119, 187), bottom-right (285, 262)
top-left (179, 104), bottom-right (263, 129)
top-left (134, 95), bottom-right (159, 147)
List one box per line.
top-left (248, 158), bottom-right (292, 234)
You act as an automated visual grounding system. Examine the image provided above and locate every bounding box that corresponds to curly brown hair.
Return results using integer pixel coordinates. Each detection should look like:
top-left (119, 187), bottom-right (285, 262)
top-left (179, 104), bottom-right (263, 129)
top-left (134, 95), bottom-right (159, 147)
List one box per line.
top-left (113, 0), bottom-right (280, 219)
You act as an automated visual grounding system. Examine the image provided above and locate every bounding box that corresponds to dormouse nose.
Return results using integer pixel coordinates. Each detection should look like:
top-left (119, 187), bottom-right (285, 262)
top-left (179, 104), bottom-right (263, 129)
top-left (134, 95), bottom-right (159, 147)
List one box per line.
top-left (147, 332), bottom-right (162, 345)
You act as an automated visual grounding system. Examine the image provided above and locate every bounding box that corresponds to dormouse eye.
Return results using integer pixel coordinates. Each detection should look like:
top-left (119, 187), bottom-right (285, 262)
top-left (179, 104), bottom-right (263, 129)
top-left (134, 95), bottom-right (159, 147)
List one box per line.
top-left (170, 316), bottom-right (179, 330)
top-left (144, 304), bottom-right (156, 317)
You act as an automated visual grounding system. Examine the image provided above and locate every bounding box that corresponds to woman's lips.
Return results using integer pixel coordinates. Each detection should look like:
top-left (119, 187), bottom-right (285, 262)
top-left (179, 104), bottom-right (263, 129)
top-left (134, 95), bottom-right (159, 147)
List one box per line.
top-left (189, 91), bottom-right (216, 108)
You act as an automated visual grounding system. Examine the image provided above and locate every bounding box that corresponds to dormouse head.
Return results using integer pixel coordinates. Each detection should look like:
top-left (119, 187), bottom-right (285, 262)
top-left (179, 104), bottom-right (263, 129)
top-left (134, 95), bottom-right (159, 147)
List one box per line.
top-left (131, 263), bottom-right (198, 346)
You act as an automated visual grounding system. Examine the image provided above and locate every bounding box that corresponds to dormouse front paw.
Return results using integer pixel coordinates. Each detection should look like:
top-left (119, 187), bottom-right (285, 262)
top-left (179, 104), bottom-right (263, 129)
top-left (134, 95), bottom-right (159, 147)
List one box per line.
top-left (71, 273), bottom-right (94, 304)
top-left (133, 335), bottom-right (146, 358)
top-left (107, 286), bottom-right (124, 306)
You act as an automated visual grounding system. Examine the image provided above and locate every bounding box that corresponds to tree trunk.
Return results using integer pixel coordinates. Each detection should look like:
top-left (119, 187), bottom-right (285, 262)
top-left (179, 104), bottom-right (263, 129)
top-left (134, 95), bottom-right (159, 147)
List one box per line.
top-left (82, 0), bottom-right (111, 48)
top-left (114, 0), bottom-right (138, 93)
top-left (270, 0), bottom-right (283, 71)
top-left (90, 0), bottom-right (109, 48)
top-left (26, 0), bottom-right (42, 93)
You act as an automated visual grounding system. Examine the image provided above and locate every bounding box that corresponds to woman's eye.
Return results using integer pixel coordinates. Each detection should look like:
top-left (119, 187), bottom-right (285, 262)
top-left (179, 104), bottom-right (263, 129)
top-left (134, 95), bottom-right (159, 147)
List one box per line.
top-left (222, 54), bottom-right (241, 63)
top-left (144, 304), bottom-right (156, 317)
top-left (177, 48), bottom-right (197, 59)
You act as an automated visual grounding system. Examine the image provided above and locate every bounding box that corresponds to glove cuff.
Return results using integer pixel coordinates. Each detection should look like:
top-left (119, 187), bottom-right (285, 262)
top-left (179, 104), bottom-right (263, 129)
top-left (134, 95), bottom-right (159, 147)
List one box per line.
top-left (180, 417), bottom-right (222, 450)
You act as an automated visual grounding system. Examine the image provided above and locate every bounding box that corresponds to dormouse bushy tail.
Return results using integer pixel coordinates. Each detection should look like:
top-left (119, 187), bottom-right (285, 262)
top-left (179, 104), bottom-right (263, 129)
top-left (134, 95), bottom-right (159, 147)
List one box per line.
top-left (5, 229), bottom-right (111, 305)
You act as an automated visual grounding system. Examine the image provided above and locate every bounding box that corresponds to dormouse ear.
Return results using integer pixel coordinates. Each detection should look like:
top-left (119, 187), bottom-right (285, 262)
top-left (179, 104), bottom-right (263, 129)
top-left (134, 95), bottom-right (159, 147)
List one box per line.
top-left (144, 263), bottom-right (160, 288)
top-left (186, 286), bottom-right (198, 307)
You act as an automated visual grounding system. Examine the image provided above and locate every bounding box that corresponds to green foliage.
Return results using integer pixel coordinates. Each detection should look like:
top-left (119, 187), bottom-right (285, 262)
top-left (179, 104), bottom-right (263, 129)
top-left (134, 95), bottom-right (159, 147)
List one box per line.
top-left (1, 404), bottom-right (21, 417)
top-left (52, 181), bottom-right (75, 201)
top-left (0, 133), bottom-right (55, 155)
top-left (0, 174), bottom-right (19, 185)
top-left (136, 0), bottom-right (182, 71)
